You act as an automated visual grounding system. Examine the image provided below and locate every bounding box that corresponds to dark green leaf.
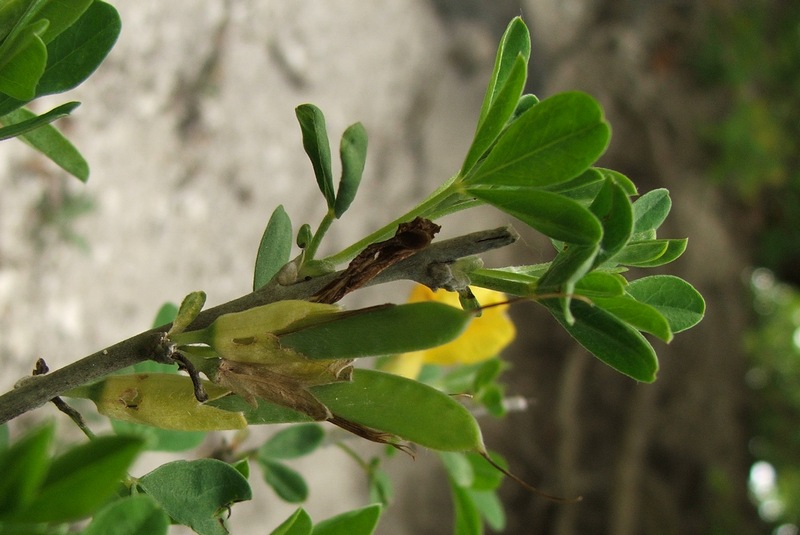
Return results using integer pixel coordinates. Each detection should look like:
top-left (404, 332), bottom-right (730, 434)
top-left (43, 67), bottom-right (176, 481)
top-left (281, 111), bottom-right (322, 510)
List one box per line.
top-left (467, 187), bottom-right (603, 245)
top-left (82, 495), bottom-right (169, 535)
top-left (260, 459), bottom-right (308, 503)
top-left (314, 369), bottom-right (484, 452)
top-left (462, 54), bottom-right (527, 175)
top-left (0, 28), bottom-right (45, 100)
top-left (475, 17), bottom-right (530, 128)
top-left (626, 238), bottom-right (687, 268)
top-left (279, 302), bottom-right (471, 360)
top-left (573, 271), bottom-right (626, 298)
top-left (632, 188), bottom-right (671, 233)
top-left (626, 275), bottom-right (705, 333)
top-left (613, 240), bottom-right (669, 266)
top-left (13, 435), bottom-right (143, 523)
top-left (254, 205), bottom-right (293, 290)
top-left (270, 508), bottom-right (313, 535)
top-left (33, 1), bottom-right (120, 96)
top-left (296, 104), bottom-right (334, 208)
top-left (34, 0), bottom-right (94, 43)
top-left (0, 423), bottom-right (8, 449)
top-left (0, 424), bottom-right (53, 518)
top-left (0, 101), bottom-right (77, 139)
top-left (464, 92), bottom-right (610, 188)
top-left (543, 168), bottom-right (605, 203)
top-left (546, 299), bottom-right (658, 382)
top-left (334, 122), bottom-right (367, 218)
top-left (311, 504), bottom-right (382, 535)
top-left (537, 244), bottom-right (599, 294)
top-left (139, 459), bottom-right (252, 535)
top-left (589, 178), bottom-right (633, 265)
top-left (259, 424), bottom-right (325, 460)
top-left (468, 267), bottom-right (538, 296)
top-left (511, 93), bottom-right (538, 121)
top-left (596, 168), bottom-right (637, 196)
top-left (209, 395), bottom-right (313, 426)
top-left (593, 295), bottom-right (673, 342)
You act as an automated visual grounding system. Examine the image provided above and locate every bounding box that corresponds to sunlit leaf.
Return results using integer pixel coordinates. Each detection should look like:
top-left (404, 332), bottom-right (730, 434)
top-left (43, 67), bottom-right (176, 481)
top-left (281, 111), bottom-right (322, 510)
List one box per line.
top-left (464, 92), bottom-right (610, 188)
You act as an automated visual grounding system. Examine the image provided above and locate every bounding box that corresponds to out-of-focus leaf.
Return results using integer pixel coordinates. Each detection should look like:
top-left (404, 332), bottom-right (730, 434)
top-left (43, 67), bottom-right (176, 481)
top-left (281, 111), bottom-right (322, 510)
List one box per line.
top-left (311, 504), bottom-right (382, 535)
top-left (82, 495), bottom-right (169, 535)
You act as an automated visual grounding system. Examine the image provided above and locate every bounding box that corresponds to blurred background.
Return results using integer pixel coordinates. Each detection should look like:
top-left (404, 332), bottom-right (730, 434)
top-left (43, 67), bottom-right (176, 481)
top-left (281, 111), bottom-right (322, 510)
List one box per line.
top-left (1, 1), bottom-right (798, 534)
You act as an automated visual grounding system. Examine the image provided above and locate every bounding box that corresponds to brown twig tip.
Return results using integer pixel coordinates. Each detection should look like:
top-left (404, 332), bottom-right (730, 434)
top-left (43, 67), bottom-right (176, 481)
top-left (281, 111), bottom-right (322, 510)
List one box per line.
top-left (479, 450), bottom-right (582, 504)
top-left (173, 352), bottom-right (209, 402)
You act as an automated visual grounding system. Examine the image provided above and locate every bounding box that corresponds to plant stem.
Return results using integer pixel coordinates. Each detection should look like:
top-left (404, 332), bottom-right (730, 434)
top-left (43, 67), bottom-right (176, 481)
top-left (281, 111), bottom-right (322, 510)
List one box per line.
top-left (303, 209), bottom-right (336, 262)
top-left (322, 175), bottom-right (465, 267)
top-left (0, 225), bottom-right (518, 425)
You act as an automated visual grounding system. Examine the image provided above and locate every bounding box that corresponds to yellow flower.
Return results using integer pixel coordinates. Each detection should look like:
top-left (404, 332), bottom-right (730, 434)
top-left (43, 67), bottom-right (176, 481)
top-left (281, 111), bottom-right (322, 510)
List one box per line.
top-left (382, 285), bottom-right (516, 378)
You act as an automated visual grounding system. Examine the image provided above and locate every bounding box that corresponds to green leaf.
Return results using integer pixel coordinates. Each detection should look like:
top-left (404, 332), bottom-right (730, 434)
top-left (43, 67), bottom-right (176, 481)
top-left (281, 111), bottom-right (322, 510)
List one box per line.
top-left (209, 395), bottom-right (314, 426)
top-left (632, 188), bottom-right (671, 233)
top-left (82, 495), bottom-right (169, 535)
top-left (463, 92), bottom-right (610, 188)
top-left (537, 244), bottom-right (599, 294)
top-left (573, 271), bottom-right (626, 298)
top-left (258, 424), bottom-right (325, 460)
top-left (593, 295), bottom-right (673, 342)
top-left (510, 93), bottom-right (538, 121)
top-left (2, 108), bottom-right (89, 179)
top-left (313, 369), bottom-right (484, 452)
top-left (169, 290), bottom-right (206, 336)
top-left (626, 275), bottom-right (705, 333)
top-left (624, 238), bottom-right (687, 268)
top-left (468, 267), bottom-right (538, 296)
top-left (613, 240), bottom-right (669, 266)
top-left (543, 168), bottom-right (605, 203)
top-left (546, 299), bottom-right (658, 382)
top-left (0, 100), bottom-right (77, 139)
top-left (449, 478), bottom-right (482, 535)
top-left (466, 187), bottom-right (603, 245)
top-left (254, 205), bottom-right (293, 290)
top-left (34, 0), bottom-right (94, 44)
top-left (475, 17), bottom-right (530, 129)
top-left (461, 54), bottom-right (527, 176)
top-left (296, 104), bottom-right (335, 208)
top-left (279, 302), bottom-right (471, 360)
top-left (589, 178), bottom-right (633, 265)
top-left (261, 459), bottom-right (308, 503)
top-left (334, 122), bottom-right (367, 218)
top-left (32, 1), bottom-right (120, 96)
top-left (13, 435), bottom-right (143, 523)
top-left (596, 168), bottom-right (637, 196)
top-left (138, 459), bottom-right (252, 535)
top-left (367, 461), bottom-right (393, 507)
top-left (271, 508), bottom-right (313, 535)
top-left (0, 27), bottom-right (45, 100)
top-left (312, 504), bottom-right (382, 535)
top-left (152, 302), bottom-right (179, 328)
top-left (111, 419), bottom-right (206, 453)
top-left (0, 424), bottom-right (53, 518)
top-left (439, 451), bottom-right (474, 487)
top-left (0, 423), bottom-right (8, 449)
top-left (465, 451), bottom-right (506, 491)
top-left (469, 490), bottom-right (505, 532)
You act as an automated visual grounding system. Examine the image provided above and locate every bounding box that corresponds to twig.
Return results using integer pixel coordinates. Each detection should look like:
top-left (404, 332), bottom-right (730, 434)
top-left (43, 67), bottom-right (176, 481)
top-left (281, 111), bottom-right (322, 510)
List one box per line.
top-left (0, 225), bottom-right (518, 425)
top-left (33, 359), bottom-right (95, 439)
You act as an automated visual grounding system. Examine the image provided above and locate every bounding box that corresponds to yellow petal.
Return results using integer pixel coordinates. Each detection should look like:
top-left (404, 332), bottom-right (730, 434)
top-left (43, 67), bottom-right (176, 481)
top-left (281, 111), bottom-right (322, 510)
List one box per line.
top-left (380, 350), bottom-right (425, 379)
